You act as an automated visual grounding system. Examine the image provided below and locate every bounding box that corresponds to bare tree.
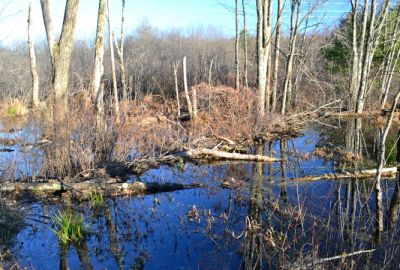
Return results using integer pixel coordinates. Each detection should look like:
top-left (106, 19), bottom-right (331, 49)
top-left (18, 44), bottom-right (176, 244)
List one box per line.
top-left (28, 1), bottom-right (39, 108)
top-left (235, 0), bottom-right (240, 90)
top-left (113, 0), bottom-right (127, 100)
top-left (380, 6), bottom-right (400, 108)
top-left (355, 0), bottom-right (390, 113)
top-left (173, 62), bottom-right (181, 118)
top-left (93, 0), bottom-right (106, 132)
top-left (39, 0), bottom-right (80, 123)
top-left (183, 56), bottom-right (193, 118)
top-left (107, 0), bottom-right (119, 120)
top-left (256, 0), bottom-right (273, 116)
top-left (281, 0), bottom-right (301, 115)
top-left (242, 0), bottom-right (248, 90)
top-left (271, 0), bottom-right (282, 113)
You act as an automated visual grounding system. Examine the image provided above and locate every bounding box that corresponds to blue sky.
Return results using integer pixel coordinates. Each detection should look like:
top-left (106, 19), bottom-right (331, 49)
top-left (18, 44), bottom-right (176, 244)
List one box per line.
top-left (0, 0), bottom-right (351, 46)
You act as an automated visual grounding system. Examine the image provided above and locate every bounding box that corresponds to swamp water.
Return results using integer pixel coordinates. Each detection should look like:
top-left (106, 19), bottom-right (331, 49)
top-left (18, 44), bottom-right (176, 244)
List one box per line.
top-left (1, 118), bottom-right (400, 269)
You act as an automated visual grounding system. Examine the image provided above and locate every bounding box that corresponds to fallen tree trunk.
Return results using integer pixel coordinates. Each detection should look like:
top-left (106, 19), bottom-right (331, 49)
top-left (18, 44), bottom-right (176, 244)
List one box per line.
top-left (185, 148), bottom-right (280, 162)
top-left (294, 167), bottom-right (397, 182)
top-left (323, 110), bottom-right (400, 118)
top-left (0, 178), bottom-right (202, 196)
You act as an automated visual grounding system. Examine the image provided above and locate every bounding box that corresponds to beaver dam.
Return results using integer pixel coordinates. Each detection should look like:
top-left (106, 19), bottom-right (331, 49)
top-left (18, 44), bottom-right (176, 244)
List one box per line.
top-left (0, 116), bottom-right (399, 270)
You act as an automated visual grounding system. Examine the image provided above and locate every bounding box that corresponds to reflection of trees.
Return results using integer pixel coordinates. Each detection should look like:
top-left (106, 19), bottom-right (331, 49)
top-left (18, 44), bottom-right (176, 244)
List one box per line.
top-left (243, 143), bottom-right (264, 270)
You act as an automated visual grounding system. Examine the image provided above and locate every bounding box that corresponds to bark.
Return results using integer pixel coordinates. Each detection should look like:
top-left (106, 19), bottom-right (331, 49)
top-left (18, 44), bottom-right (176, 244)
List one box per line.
top-left (235, 0), bottom-right (240, 90)
top-left (271, 0), bottom-right (282, 113)
top-left (39, 0), bottom-right (55, 59)
top-left (39, 0), bottom-right (80, 176)
top-left (107, 0), bottom-right (120, 121)
top-left (185, 148), bottom-right (280, 162)
top-left (281, 0), bottom-right (300, 115)
top-left (191, 86), bottom-right (197, 118)
top-left (375, 87), bottom-right (400, 234)
top-left (389, 130), bottom-right (400, 229)
top-left (242, 0), bottom-right (248, 90)
top-left (0, 179), bottom-right (202, 196)
top-left (114, 0), bottom-right (127, 100)
top-left (380, 7), bottom-right (400, 108)
top-left (355, 0), bottom-right (390, 113)
top-left (173, 62), bottom-right (181, 118)
top-left (28, 2), bottom-right (40, 108)
top-left (92, 0), bottom-right (106, 132)
top-left (256, 0), bottom-right (273, 117)
top-left (294, 167), bottom-right (397, 182)
top-left (183, 56), bottom-right (193, 118)
top-left (349, 0), bottom-right (359, 111)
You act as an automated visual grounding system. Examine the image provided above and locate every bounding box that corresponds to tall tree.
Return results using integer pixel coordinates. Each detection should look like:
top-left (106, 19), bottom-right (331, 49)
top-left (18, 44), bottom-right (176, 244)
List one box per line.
top-left (235, 0), bottom-right (240, 90)
top-left (28, 1), bottom-right (39, 108)
top-left (242, 0), bottom-right (248, 90)
top-left (114, 0), bottom-right (127, 100)
top-left (355, 0), bottom-right (390, 113)
top-left (281, 0), bottom-right (301, 115)
top-left (93, 0), bottom-right (106, 133)
top-left (107, 0), bottom-right (120, 121)
top-left (271, 0), bottom-right (282, 113)
top-left (39, 0), bottom-right (80, 123)
top-left (256, 0), bottom-right (273, 116)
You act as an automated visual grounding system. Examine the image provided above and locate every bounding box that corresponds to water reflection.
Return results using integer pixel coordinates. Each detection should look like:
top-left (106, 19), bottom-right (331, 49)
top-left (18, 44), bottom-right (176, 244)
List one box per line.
top-left (9, 120), bottom-right (400, 269)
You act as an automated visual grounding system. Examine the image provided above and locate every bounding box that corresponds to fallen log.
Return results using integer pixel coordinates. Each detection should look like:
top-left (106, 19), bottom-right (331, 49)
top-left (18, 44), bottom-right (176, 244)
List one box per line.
top-left (294, 167), bottom-right (397, 182)
top-left (0, 178), bottom-right (203, 196)
top-left (324, 110), bottom-right (384, 118)
top-left (184, 148), bottom-right (280, 162)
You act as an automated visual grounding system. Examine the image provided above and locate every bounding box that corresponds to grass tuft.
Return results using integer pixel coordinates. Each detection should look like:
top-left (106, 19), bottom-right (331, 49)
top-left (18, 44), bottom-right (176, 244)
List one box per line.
top-left (51, 210), bottom-right (88, 245)
top-left (89, 192), bottom-right (105, 209)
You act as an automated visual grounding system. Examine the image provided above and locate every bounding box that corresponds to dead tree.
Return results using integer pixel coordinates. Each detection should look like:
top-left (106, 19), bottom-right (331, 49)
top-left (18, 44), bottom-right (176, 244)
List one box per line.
top-left (355, 0), bottom-right (390, 113)
top-left (107, 0), bottom-right (120, 120)
top-left (242, 0), bottom-right (248, 90)
top-left (173, 62), bottom-right (181, 118)
top-left (183, 56), bottom-right (193, 118)
top-left (375, 87), bottom-right (400, 235)
top-left (271, 0), bottom-right (282, 113)
top-left (235, 0), bottom-right (240, 90)
top-left (92, 0), bottom-right (106, 134)
top-left (281, 0), bottom-right (301, 115)
top-left (113, 0), bottom-right (127, 100)
top-left (256, 0), bottom-right (273, 116)
top-left (380, 6), bottom-right (400, 108)
top-left (39, 0), bottom-right (80, 124)
top-left (28, 1), bottom-right (39, 108)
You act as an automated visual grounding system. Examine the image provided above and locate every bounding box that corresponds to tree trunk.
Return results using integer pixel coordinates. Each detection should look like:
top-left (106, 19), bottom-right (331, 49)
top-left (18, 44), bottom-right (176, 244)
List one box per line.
top-left (242, 0), bottom-right (248, 90)
top-left (375, 87), bottom-right (400, 235)
top-left (235, 0), bottom-right (240, 90)
top-left (271, 0), bottom-right (282, 113)
top-left (256, 0), bottom-right (273, 117)
top-left (173, 62), bottom-right (181, 118)
top-left (183, 56), bottom-right (193, 118)
top-left (113, 0), bottom-right (126, 100)
top-left (380, 7), bottom-right (400, 109)
top-left (107, 0), bottom-right (120, 121)
top-left (355, 0), bottom-right (390, 113)
top-left (28, 2), bottom-right (40, 108)
top-left (92, 0), bottom-right (106, 163)
top-left (39, 0), bottom-right (80, 176)
top-left (281, 0), bottom-right (300, 115)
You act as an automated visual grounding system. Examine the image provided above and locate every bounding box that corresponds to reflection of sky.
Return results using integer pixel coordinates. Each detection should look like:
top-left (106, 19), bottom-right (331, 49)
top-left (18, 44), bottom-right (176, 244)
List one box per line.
top-left (0, 0), bottom-right (351, 45)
